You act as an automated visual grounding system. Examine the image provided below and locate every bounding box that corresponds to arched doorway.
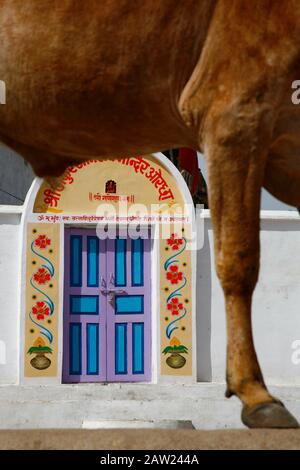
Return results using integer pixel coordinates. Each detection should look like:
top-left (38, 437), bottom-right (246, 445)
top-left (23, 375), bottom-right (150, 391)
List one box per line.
top-left (20, 153), bottom-right (196, 384)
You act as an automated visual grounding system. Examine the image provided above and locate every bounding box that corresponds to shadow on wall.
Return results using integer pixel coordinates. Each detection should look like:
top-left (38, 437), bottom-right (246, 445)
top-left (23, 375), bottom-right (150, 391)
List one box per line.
top-left (0, 144), bottom-right (34, 205)
top-left (196, 220), bottom-right (212, 382)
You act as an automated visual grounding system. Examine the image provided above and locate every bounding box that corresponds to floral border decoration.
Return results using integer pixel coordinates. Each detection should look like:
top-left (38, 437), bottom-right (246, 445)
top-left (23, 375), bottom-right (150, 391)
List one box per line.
top-left (27, 234), bottom-right (55, 369)
top-left (162, 233), bottom-right (189, 369)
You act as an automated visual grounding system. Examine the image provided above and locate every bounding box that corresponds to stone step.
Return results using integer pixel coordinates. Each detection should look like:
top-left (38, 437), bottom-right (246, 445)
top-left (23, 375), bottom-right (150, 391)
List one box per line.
top-left (0, 383), bottom-right (299, 430)
top-left (1, 382), bottom-right (300, 401)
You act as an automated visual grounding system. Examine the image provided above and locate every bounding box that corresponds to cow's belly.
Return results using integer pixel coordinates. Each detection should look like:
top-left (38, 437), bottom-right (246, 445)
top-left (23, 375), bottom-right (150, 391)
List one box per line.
top-left (0, 98), bottom-right (190, 158)
top-left (0, 0), bottom-right (214, 158)
top-left (262, 73), bottom-right (300, 207)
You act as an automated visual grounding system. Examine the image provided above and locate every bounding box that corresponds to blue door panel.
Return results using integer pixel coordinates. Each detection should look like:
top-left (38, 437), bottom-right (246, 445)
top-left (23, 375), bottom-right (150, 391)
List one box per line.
top-left (115, 323), bottom-right (127, 374)
top-left (132, 323), bottom-right (144, 374)
top-left (87, 323), bottom-right (99, 374)
top-left (70, 323), bottom-right (82, 375)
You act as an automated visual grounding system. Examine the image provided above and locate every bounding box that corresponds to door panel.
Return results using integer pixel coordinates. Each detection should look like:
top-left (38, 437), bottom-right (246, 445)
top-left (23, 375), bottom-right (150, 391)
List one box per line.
top-left (115, 295), bottom-right (144, 314)
top-left (87, 236), bottom-right (99, 287)
top-left (70, 295), bottom-right (99, 315)
top-left (70, 235), bottom-right (82, 287)
top-left (106, 235), bottom-right (151, 382)
top-left (63, 228), bottom-right (107, 382)
top-left (86, 323), bottom-right (99, 375)
top-left (132, 323), bottom-right (144, 374)
top-left (131, 238), bottom-right (144, 286)
top-left (115, 238), bottom-right (127, 286)
top-left (69, 323), bottom-right (82, 375)
top-left (115, 323), bottom-right (128, 374)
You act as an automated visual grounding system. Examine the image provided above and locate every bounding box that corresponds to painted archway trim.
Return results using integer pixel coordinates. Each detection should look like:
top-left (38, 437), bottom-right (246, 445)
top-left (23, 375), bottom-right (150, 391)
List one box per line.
top-left (23, 153), bottom-right (195, 217)
top-left (20, 153), bottom-right (197, 384)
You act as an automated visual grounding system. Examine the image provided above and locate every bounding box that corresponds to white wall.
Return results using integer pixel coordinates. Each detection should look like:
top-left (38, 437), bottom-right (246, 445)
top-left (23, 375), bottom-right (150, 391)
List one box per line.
top-left (196, 211), bottom-right (300, 386)
top-left (197, 152), bottom-right (297, 211)
top-left (1, 207), bottom-right (300, 388)
top-left (0, 209), bottom-right (22, 384)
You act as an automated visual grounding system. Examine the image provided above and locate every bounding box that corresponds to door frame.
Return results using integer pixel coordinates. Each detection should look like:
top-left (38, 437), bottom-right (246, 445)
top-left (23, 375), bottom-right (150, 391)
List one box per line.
top-left (61, 223), bottom-right (157, 384)
top-left (62, 228), bottom-right (107, 383)
top-left (20, 152), bottom-right (196, 385)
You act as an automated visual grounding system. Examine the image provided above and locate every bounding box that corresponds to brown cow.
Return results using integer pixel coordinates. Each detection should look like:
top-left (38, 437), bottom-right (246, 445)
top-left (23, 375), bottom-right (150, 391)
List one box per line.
top-left (1, 0), bottom-right (300, 428)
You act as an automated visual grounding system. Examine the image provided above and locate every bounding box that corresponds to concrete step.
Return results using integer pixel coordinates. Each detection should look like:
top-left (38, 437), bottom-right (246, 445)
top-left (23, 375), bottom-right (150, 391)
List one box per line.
top-left (0, 383), bottom-right (299, 430)
top-left (2, 382), bottom-right (300, 401)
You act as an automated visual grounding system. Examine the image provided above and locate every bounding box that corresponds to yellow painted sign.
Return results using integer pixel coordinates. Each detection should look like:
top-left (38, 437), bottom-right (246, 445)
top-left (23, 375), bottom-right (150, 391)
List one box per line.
top-left (34, 155), bottom-right (185, 215)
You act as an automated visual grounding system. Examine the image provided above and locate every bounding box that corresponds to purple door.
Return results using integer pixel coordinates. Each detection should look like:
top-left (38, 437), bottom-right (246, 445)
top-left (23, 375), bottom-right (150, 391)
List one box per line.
top-left (63, 227), bottom-right (151, 383)
top-left (106, 235), bottom-right (151, 382)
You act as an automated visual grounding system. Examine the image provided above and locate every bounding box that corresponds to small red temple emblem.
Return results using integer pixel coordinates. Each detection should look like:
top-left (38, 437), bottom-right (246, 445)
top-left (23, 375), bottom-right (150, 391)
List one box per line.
top-left (105, 180), bottom-right (116, 194)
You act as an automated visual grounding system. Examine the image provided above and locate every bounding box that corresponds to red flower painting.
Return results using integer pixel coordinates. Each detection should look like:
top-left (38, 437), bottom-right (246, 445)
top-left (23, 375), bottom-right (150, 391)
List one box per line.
top-left (166, 265), bottom-right (183, 284)
top-left (33, 267), bottom-right (51, 285)
top-left (167, 233), bottom-right (183, 251)
top-left (167, 298), bottom-right (183, 316)
top-left (35, 234), bottom-right (51, 249)
top-left (32, 301), bottom-right (50, 320)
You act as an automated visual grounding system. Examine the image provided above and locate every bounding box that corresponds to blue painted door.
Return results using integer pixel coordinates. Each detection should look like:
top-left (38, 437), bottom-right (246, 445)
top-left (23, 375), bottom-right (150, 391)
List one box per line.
top-left (106, 235), bottom-right (151, 381)
top-left (63, 228), bottom-right (151, 383)
top-left (63, 229), bottom-right (107, 382)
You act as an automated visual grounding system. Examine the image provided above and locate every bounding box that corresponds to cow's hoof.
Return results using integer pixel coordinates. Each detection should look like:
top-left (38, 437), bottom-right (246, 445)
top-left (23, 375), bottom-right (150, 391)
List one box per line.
top-left (242, 402), bottom-right (299, 429)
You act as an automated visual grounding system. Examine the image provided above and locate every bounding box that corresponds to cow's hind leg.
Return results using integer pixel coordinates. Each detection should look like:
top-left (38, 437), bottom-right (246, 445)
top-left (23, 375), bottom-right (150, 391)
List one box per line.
top-left (202, 107), bottom-right (298, 428)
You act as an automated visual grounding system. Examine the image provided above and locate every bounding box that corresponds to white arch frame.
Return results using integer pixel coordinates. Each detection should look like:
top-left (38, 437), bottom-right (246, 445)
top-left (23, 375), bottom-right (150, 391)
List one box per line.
top-left (19, 152), bottom-right (197, 385)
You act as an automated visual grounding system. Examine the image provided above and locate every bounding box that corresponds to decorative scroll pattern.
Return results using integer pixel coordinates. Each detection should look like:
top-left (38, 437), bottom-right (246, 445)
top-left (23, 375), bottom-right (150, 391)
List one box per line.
top-left (24, 224), bottom-right (59, 376)
top-left (161, 233), bottom-right (190, 370)
top-left (29, 237), bottom-right (55, 344)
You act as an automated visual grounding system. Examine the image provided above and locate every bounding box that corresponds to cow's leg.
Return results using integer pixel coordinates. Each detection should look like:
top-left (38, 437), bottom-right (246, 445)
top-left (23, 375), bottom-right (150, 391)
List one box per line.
top-left (177, 0), bottom-right (300, 428)
top-left (202, 110), bottom-right (298, 428)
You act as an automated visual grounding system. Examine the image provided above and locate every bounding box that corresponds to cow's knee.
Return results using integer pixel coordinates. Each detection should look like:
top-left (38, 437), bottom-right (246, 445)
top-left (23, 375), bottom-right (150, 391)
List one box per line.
top-left (216, 248), bottom-right (259, 297)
